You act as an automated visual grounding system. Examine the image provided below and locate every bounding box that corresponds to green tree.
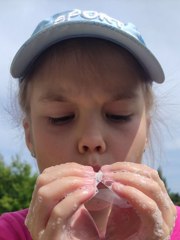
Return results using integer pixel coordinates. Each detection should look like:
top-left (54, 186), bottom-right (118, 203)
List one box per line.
top-left (0, 154), bottom-right (38, 214)
top-left (158, 167), bottom-right (180, 206)
top-left (158, 167), bottom-right (170, 194)
top-left (169, 193), bottom-right (180, 206)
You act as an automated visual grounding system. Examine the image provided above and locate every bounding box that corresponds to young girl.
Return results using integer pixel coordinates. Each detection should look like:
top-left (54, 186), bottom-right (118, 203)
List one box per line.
top-left (0, 9), bottom-right (179, 240)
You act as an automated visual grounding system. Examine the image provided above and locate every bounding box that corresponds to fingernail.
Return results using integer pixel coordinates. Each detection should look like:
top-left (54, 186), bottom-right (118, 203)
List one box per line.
top-left (101, 165), bottom-right (112, 172)
top-left (103, 179), bottom-right (114, 187)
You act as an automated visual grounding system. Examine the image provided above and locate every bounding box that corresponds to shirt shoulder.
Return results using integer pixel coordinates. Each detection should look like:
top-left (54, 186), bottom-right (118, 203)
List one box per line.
top-left (170, 206), bottom-right (180, 239)
top-left (0, 209), bottom-right (32, 240)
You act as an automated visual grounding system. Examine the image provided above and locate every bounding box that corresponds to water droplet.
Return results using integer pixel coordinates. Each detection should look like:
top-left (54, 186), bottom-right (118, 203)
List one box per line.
top-left (51, 222), bottom-right (56, 230)
top-left (38, 230), bottom-right (44, 240)
top-left (32, 206), bottom-right (36, 213)
top-left (38, 196), bottom-right (43, 203)
top-left (95, 187), bottom-right (99, 195)
top-left (56, 217), bottom-right (62, 225)
top-left (72, 203), bottom-right (78, 211)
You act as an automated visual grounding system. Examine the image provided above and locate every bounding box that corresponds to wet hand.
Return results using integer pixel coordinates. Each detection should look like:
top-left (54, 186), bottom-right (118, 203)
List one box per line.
top-left (25, 163), bottom-right (99, 240)
top-left (101, 162), bottom-right (177, 240)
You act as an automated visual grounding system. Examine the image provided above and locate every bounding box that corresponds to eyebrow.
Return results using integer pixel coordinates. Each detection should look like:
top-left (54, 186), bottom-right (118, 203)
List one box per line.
top-left (38, 89), bottom-right (139, 103)
top-left (111, 91), bottom-right (139, 101)
top-left (39, 91), bottom-right (69, 102)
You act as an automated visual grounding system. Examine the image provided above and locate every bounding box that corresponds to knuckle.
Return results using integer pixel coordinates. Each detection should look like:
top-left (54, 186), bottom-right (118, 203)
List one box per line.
top-left (148, 201), bottom-right (158, 214)
top-left (150, 169), bottom-right (159, 180)
top-left (147, 181), bottom-right (163, 202)
top-left (51, 205), bottom-right (65, 220)
top-left (37, 186), bottom-right (50, 202)
top-left (36, 174), bottom-right (49, 188)
top-left (151, 181), bottom-right (160, 194)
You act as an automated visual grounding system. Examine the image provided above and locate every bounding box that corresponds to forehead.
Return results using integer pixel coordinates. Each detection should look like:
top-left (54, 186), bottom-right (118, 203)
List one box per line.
top-left (29, 38), bottom-right (147, 98)
top-left (30, 38), bottom-right (147, 76)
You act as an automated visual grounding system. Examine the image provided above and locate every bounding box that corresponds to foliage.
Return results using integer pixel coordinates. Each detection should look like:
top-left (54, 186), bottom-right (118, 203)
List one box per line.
top-left (158, 167), bottom-right (180, 206)
top-left (0, 154), bottom-right (38, 214)
top-left (169, 193), bottom-right (180, 206)
top-left (158, 167), bottom-right (170, 193)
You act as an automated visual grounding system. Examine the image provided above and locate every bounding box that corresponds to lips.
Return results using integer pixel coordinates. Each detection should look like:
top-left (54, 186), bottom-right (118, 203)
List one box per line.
top-left (92, 165), bottom-right (101, 172)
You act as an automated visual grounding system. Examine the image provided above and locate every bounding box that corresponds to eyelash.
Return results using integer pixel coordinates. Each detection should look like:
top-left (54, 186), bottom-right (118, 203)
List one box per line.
top-left (48, 114), bottom-right (75, 125)
top-left (48, 113), bottom-right (132, 126)
top-left (106, 114), bottom-right (132, 122)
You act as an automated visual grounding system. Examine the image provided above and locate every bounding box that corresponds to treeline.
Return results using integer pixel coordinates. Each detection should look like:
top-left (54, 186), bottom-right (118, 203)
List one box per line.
top-left (0, 155), bottom-right (37, 214)
top-left (0, 155), bottom-right (179, 214)
top-left (158, 167), bottom-right (180, 206)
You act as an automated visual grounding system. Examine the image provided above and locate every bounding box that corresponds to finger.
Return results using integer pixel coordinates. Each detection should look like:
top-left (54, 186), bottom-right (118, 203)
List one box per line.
top-left (26, 176), bottom-right (95, 236)
top-left (41, 185), bottom-right (95, 240)
top-left (39, 163), bottom-right (95, 186)
top-left (112, 182), bottom-right (170, 239)
top-left (106, 171), bottom-right (175, 225)
top-left (26, 164), bottom-right (95, 226)
top-left (102, 162), bottom-right (167, 193)
top-left (104, 167), bottom-right (175, 225)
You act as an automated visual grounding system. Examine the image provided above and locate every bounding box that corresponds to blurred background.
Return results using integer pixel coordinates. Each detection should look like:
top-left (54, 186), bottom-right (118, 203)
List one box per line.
top-left (0, 0), bottom-right (180, 197)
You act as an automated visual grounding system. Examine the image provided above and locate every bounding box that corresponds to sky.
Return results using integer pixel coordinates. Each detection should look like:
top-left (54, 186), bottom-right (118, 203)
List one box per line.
top-left (0, 0), bottom-right (180, 194)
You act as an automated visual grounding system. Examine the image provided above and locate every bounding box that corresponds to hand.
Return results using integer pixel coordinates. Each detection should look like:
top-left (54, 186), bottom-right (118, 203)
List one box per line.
top-left (101, 162), bottom-right (177, 240)
top-left (25, 163), bottom-right (99, 240)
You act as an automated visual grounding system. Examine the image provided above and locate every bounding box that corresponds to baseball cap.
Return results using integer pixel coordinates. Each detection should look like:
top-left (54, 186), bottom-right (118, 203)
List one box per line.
top-left (10, 9), bottom-right (165, 83)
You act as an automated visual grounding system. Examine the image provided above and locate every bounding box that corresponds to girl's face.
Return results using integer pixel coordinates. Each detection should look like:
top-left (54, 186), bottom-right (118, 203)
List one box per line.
top-left (23, 41), bottom-right (150, 173)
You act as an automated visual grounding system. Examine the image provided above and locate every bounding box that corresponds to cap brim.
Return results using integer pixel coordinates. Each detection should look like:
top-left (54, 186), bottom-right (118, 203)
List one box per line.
top-left (10, 20), bottom-right (164, 83)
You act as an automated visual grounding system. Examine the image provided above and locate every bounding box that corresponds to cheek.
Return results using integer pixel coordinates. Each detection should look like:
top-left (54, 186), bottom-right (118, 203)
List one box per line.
top-left (31, 122), bottom-right (76, 171)
top-left (109, 115), bottom-right (148, 163)
top-left (125, 117), bottom-right (148, 163)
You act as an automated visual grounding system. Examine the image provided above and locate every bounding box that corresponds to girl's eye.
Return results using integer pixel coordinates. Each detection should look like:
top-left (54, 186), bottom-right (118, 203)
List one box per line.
top-left (106, 113), bottom-right (132, 122)
top-left (48, 114), bottom-right (75, 125)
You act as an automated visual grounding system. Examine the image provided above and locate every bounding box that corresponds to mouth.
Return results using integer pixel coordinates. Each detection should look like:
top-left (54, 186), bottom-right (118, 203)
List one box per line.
top-left (92, 165), bottom-right (101, 172)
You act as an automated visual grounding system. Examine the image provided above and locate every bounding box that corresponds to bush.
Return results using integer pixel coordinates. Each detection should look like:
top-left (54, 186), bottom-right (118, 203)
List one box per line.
top-left (0, 155), bottom-right (38, 214)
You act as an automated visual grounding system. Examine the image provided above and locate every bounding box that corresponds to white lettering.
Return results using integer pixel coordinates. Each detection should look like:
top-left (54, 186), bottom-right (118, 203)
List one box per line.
top-left (99, 12), bottom-right (124, 29)
top-left (81, 10), bottom-right (99, 19)
top-left (98, 13), bottom-right (108, 22)
top-left (117, 20), bottom-right (124, 28)
top-left (54, 15), bottom-right (66, 24)
top-left (67, 9), bottom-right (81, 20)
top-left (53, 9), bottom-right (124, 30)
top-left (110, 18), bottom-right (124, 28)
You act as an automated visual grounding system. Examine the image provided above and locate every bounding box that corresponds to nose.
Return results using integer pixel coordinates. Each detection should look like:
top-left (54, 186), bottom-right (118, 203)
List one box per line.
top-left (78, 131), bottom-right (106, 154)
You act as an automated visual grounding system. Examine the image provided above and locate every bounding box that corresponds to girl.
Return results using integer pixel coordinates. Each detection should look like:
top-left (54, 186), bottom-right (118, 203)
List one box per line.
top-left (0, 9), bottom-right (179, 240)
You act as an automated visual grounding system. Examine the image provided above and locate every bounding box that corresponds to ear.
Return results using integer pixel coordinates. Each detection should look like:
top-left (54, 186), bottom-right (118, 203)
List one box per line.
top-left (23, 117), bottom-right (34, 154)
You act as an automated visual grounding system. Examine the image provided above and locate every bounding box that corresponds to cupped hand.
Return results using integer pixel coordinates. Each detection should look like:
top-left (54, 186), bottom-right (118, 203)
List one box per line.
top-left (25, 163), bottom-right (99, 240)
top-left (101, 162), bottom-right (177, 240)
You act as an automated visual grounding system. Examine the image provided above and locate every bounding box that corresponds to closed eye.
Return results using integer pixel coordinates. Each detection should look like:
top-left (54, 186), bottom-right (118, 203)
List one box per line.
top-left (49, 114), bottom-right (75, 125)
top-left (106, 113), bottom-right (132, 122)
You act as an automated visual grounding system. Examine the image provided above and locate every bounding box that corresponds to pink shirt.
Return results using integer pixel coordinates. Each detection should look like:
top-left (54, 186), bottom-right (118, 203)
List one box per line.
top-left (0, 207), bottom-right (180, 239)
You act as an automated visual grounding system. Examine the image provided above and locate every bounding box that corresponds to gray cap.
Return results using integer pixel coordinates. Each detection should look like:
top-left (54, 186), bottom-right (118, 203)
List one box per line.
top-left (10, 9), bottom-right (165, 83)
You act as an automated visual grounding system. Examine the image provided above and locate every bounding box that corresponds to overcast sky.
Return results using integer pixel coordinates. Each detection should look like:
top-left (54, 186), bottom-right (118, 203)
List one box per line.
top-left (0, 0), bottom-right (180, 194)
